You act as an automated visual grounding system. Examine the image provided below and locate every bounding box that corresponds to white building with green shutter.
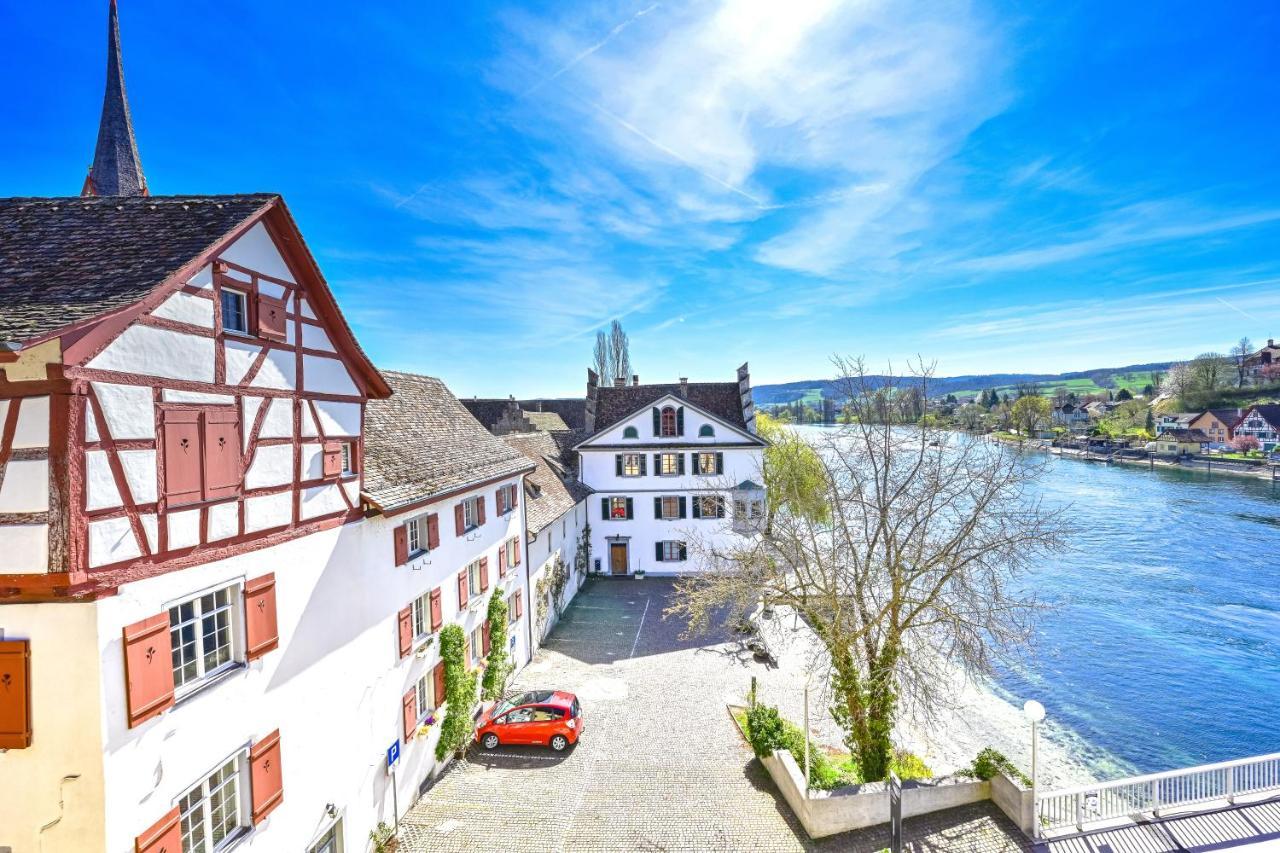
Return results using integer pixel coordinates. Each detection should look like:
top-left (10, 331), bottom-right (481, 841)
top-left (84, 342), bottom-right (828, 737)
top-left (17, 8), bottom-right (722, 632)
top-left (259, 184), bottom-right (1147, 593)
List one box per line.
top-left (574, 366), bottom-right (767, 576)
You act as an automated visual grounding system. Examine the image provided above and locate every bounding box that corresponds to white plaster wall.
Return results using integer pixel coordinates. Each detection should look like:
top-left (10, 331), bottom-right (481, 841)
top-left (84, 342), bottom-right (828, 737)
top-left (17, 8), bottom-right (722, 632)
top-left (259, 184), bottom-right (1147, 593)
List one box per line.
top-left (152, 291), bottom-right (214, 328)
top-left (87, 325), bottom-right (215, 384)
top-left (166, 508), bottom-right (201, 551)
top-left (87, 476), bottom-right (533, 853)
top-left (260, 398), bottom-right (294, 438)
top-left (590, 398), bottom-right (753, 445)
top-left (225, 340), bottom-right (264, 386)
top-left (246, 492), bottom-right (292, 532)
top-left (300, 403), bottom-right (319, 438)
top-left (302, 355), bottom-right (358, 397)
top-left (579, 445), bottom-right (762, 492)
top-left (119, 449), bottom-right (158, 504)
top-left (300, 444), bottom-right (324, 481)
top-left (0, 458), bottom-right (49, 513)
top-left (163, 389), bottom-right (233, 405)
top-left (84, 450), bottom-right (122, 511)
top-left (528, 500), bottom-right (588, 646)
top-left (219, 222), bottom-right (296, 284)
top-left (88, 516), bottom-right (142, 568)
top-left (299, 297), bottom-right (317, 320)
top-left (11, 394), bottom-right (50, 448)
top-left (312, 400), bottom-right (360, 437)
top-left (301, 324), bottom-right (335, 353)
top-left (92, 382), bottom-right (155, 440)
top-left (0, 603), bottom-right (108, 853)
top-left (0, 522), bottom-right (49, 573)
top-left (300, 483), bottom-right (347, 520)
top-left (245, 444), bottom-right (294, 490)
top-left (250, 349), bottom-right (297, 391)
top-left (208, 501), bottom-right (239, 541)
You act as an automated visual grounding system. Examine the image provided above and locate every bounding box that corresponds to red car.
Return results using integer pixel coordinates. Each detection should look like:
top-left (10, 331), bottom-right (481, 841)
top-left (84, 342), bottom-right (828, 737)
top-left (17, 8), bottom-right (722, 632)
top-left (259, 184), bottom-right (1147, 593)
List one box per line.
top-left (475, 690), bottom-right (583, 752)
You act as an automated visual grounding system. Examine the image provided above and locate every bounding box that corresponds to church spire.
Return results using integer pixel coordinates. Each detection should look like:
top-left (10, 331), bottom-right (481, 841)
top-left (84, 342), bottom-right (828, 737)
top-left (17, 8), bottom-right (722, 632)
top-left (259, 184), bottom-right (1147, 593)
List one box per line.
top-left (82, 0), bottom-right (148, 197)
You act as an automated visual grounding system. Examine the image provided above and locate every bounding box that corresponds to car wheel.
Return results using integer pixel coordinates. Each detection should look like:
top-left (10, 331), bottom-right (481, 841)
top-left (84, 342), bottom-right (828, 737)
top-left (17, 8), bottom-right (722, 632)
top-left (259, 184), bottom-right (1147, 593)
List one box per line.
top-left (550, 734), bottom-right (569, 752)
top-left (481, 733), bottom-right (500, 750)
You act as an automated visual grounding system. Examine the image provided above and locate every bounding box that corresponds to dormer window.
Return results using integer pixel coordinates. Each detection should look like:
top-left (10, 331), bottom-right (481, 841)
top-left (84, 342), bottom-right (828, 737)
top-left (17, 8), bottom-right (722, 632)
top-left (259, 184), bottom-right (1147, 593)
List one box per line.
top-left (221, 288), bottom-right (249, 335)
top-left (623, 426), bottom-right (639, 439)
top-left (660, 406), bottom-right (677, 437)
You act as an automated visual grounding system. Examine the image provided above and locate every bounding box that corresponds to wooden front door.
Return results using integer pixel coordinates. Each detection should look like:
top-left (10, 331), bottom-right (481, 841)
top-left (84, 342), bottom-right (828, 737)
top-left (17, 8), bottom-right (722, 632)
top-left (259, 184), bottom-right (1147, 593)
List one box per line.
top-left (609, 542), bottom-right (628, 575)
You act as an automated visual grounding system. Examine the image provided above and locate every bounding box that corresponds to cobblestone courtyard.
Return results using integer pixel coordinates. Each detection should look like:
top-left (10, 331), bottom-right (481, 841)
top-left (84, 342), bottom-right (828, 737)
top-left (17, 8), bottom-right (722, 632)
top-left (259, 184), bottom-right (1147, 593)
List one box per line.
top-left (398, 577), bottom-right (1030, 852)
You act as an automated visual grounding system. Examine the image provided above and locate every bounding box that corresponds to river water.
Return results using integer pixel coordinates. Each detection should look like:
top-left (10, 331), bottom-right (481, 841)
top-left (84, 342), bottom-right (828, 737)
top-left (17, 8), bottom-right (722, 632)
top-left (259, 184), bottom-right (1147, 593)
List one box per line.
top-left (798, 426), bottom-right (1280, 777)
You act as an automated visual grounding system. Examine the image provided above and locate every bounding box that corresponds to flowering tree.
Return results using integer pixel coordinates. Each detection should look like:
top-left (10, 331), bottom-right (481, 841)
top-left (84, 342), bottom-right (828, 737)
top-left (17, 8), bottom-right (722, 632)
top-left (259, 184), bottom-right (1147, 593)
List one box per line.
top-left (1230, 435), bottom-right (1261, 454)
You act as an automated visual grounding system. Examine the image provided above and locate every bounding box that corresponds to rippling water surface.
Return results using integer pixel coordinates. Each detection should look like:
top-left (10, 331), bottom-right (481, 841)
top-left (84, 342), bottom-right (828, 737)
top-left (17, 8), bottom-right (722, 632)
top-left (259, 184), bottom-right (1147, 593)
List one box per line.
top-left (800, 427), bottom-right (1280, 776)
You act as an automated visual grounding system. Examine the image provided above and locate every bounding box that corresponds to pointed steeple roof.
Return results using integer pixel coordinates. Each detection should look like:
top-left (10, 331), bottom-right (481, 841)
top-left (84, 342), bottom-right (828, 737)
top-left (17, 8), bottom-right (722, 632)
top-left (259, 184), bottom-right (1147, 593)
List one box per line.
top-left (82, 0), bottom-right (147, 197)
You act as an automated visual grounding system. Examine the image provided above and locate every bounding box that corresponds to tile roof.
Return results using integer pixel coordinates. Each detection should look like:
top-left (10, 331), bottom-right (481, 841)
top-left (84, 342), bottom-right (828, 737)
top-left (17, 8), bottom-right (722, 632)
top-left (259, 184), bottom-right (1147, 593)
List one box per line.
top-left (524, 411), bottom-right (569, 432)
top-left (1243, 404), bottom-right (1280, 428)
top-left (501, 431), bottom-right (593, 535)
top-left (363, 371), bottom-right (532, 512)
top-left (1164, 429), bottom-right (1211, 442)
top-left (591, 382), bottom-right (746, 434)
top-left (0, 194), bottom-right (275, 344)
top-left (461, 397), bottom-right (587, 432)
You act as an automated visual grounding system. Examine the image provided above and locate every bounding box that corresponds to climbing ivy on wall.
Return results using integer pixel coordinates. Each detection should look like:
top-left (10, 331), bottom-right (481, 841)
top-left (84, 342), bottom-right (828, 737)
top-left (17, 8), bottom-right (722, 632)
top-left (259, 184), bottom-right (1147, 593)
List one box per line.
top-left (481, 594), bottom-right (511, 701)
top-left (435, 623), bottom-right (478, 761)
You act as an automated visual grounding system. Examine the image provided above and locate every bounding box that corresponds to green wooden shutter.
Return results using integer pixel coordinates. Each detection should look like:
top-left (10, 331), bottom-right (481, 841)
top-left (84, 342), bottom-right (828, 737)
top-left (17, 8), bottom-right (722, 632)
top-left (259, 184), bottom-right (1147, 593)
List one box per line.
top-left (692, 498), bottom-right (701, 519)
top-left (601, 497), bottom-right (609, 520)
top-left (678, 543), bottom-right (687, 561)
top-left (691, 453), bottom-right (700, 475)
top-left (639, 454), bottom-right (647, 475)
top-left (654, 496), bottom-right (662, 518)
top-left (676, 406), bottom-right (685, 435)
top-left (655, 542), bottom-right (664, 562)
top-left (677, 453), bottom-right (686, 475)
top-left (715, 452), bottom-right (724, 474)
top-left (652, 407), bottom-right (661, 435)
top-left (615, 454), bottom-right (623, 476)
top-left (626, 497), bottom-right (634, 519)
top-left (678, 496), bottom-right (687, 518)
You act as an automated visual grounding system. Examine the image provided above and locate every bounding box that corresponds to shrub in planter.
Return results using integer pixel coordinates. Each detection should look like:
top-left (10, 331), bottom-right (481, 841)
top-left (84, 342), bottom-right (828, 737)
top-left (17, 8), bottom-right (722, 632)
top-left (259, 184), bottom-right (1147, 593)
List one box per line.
top-left (962, 747), bottom-right (1031, 786)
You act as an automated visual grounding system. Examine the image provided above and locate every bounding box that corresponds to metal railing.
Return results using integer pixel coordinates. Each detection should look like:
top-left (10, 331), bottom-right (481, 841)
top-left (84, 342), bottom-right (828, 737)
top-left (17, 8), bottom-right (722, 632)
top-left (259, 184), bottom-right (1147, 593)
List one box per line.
top-left (1037, 752), bottom-right (1280, 833)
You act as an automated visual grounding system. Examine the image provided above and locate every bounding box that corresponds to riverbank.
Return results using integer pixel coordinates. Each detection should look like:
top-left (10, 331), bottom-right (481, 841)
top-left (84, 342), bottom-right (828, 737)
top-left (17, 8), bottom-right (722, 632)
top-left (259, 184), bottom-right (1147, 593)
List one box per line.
top-left (753, 605), bottom-right (1100, 789)
top-left (990, 434), bottom-right (1280, 482)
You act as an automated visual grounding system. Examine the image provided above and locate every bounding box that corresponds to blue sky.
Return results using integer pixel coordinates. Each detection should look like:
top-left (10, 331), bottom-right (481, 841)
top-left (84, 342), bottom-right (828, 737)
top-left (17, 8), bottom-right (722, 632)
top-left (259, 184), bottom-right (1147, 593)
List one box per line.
top-left (3, 2), bottom-right (1279, 396)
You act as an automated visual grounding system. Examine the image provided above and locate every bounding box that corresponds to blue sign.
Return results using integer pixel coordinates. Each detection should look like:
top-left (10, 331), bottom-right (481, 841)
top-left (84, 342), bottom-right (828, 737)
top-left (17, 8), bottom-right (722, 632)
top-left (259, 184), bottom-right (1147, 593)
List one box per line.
top-left (386, 740), bottom-right (400, 772)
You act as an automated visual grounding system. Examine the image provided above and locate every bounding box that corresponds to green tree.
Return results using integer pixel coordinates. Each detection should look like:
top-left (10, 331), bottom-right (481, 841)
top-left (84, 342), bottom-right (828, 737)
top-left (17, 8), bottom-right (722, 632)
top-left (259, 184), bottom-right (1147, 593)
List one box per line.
top-left (1115, 388), bottom-right (1133, 401)
top-left (1010, 395), bottom-right (1051, 436)
top-left (481, 594), bottom-right (512, 701)
top-left (756, 412), bottom-right (829, 525)
top-left (435, 625), bottom-right (479, 760)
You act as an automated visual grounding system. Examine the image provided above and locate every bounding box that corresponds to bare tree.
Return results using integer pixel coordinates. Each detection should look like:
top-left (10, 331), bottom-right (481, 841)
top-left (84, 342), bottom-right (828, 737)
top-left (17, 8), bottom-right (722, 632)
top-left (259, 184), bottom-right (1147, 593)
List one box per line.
top-left (1231, 337), bottom-right (1254, 388)
top-left (667, 358), bottom-right (1067, 781)
top-left (593, 331), bottom-right (610, 385)
top-left (608, 319), bottom-right (630, 384)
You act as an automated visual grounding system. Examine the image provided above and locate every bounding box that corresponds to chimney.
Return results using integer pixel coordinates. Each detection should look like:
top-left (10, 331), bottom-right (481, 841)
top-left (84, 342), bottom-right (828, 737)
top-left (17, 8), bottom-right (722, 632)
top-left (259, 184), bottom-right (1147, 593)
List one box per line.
top-left (737, 362), bottom-right (756, 434)
top-left (1269, 339), bottom-right (1275, 348)
top-left (678, 377), bottom-right (688, 398)
top-left (614, 377), bottom-right (626, 388)
top-left (632, 374), bottom-right (640, 386)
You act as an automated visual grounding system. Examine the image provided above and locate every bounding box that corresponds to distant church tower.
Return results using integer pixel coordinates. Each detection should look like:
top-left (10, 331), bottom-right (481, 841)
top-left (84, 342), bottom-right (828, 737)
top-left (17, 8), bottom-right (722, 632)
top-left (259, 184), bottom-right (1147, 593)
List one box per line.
top-left (81, 0), bottom-right (148, 196)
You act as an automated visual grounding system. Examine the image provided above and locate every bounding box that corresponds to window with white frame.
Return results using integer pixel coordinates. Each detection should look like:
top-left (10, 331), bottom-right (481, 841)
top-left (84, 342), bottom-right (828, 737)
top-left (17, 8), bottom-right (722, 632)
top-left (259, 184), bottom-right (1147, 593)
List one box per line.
top-left (411, 590), bottom-right (433, 638)
top-left (467, 559), bottom-right (483, 597)
top-left (504, 537), bottom-right (519, 568)
top-left (696, 452), bottom-right (718, 475)
top-left (622, 453), bottom-right (642, 477)
top-left (658, 453), bottom-right (680, 475)
top-left (179, 753), bottom-right (247, 852)
top-left (660, 496), bottom-right (680, 520)
top-left (170, 584), bottom-right (239, 692)
top-left (462, 496), bottom-right (480, 530)
top-left (415, 672), bottom-right (436, 719)
top-left (406, 516), bottom-right (422, 555)
top-left (340, 442), bottom-right (355, 475)
top-left (220, 289), bottom-right (249, 335)
top-left (609, 496), bottom-right (630, 519)
top-left (508, 593), bottom-right (520, 625)
top-left (469, 625), bottom-right (484, 666)
top-left (497, 483), bottom-right (518, 514)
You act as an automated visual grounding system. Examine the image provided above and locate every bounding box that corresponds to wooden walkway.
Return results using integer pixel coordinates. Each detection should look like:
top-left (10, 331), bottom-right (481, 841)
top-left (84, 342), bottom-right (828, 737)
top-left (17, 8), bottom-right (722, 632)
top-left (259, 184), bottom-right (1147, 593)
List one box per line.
top-left (1041, 799), bottom-right (1280, 852)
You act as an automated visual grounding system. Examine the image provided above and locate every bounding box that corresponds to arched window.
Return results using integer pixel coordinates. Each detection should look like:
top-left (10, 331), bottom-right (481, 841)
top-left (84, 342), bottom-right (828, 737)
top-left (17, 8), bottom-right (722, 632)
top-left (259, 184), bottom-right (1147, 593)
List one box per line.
top-left (660, 406), bottom-right (677, 437)
top-left (623, 426), bottom-right (639, 439)
top-left (699, 424), bottom-right (715, 437)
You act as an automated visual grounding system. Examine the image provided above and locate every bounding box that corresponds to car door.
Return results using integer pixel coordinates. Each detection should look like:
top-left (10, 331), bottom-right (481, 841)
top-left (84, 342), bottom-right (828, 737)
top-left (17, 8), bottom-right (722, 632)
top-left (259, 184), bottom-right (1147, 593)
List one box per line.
top-left (499, 706), bottom-right (535, 744)
top-left (528, 705), bottom-right (565, 744)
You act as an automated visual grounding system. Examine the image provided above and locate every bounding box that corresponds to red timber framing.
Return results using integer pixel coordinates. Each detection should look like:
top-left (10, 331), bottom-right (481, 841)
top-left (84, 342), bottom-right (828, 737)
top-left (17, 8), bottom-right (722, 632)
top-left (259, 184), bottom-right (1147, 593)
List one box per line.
top-left (0, 199), bottom-right (390, 602)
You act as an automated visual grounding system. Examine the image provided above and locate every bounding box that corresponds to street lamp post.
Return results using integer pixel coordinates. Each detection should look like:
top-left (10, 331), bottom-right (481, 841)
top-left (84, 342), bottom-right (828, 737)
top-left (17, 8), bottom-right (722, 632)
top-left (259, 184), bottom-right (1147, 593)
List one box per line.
top-left (1023, 700), bottom-right (1046, 839)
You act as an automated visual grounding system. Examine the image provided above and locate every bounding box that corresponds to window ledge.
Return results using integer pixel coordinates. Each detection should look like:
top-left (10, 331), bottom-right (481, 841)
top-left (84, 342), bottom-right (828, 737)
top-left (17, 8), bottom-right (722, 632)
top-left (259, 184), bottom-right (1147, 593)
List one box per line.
top-left (174, 662), bottom-right (247, 708)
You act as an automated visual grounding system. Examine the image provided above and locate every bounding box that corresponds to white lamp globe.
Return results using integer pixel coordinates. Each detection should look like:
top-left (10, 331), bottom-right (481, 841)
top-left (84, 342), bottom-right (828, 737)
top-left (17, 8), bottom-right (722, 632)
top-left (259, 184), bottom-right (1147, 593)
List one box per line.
top-left (1023, 699), bottom-right (1046, 723)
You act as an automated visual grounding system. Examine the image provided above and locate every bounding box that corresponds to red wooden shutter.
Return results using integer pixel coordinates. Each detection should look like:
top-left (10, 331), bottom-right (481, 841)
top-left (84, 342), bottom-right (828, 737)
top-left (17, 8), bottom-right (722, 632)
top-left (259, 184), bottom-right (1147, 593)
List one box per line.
top-left (429, 588), bottom-right (442, 631)
top-left (249, 729), bottom-right (284, 824)
top-left (0, 639), bottom-right (31, 749)
top-left (134, 806), bottom-right (181, 853)
top-left (427, 513), bottom-right (440, 549)
top-left (514, 589), bottom-right (523, 618)
top-left (397, 606), bottom-right (412, 658)
top-left (476, 497), bottom-right (486, 525)
top-left (393, 524), bottom-right (409, 566)
top-left (479, 557), bottom-right (489, 591)
top-left (457, 569), bottom-right (469, 607)
top-left (256, 293), bottom-right (288, 341)
top-left (322, 442), bottom-right (342, 479)
top-left (202, 409), bottom-right (241, 500)
top-left (243, 574), bottom-right (279, 660)
top-left (161, 409), bottom-right (202, 506)
top-left (432, 661), bottom-right (445, 706)
top-left (454, 503), bottom-right (465, 535)
top-left (495, 487), bottom-right (505, 515)
top-left (498, 546), bottom-right (506, 578)
top-left (513, 537), bottom-right (521, 566)
top-left (510, 484), bottom-right (518, 509)
top-left (402, 687), bottom-right (417, 741)
top-left (482, 622), bottom-right (491, 656)
top-left (122, 613), bottom-right (175, 728)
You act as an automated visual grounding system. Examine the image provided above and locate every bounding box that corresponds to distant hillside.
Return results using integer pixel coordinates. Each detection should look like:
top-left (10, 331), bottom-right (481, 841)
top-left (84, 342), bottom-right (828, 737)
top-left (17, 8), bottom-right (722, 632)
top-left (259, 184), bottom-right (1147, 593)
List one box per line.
top-left (753, 362), bottom-right (1177, 405)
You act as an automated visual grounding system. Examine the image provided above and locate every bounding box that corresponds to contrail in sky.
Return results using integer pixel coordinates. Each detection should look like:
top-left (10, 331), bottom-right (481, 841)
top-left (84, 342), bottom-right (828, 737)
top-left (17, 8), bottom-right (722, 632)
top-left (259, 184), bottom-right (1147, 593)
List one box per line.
top-left (524, 4), bottom-right (660, 96)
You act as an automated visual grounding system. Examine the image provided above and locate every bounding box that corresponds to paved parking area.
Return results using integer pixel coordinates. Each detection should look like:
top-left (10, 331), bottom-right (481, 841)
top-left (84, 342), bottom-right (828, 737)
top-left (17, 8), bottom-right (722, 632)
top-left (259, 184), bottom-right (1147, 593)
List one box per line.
top-left (398, 577), bottom-right (1031, 852)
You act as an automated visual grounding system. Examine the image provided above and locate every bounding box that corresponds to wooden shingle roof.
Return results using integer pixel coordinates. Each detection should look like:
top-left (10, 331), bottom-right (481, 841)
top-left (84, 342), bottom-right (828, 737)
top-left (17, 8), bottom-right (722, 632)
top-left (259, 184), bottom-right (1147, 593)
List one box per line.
top-left (363, 371), bottom-right (533, 513)
top-left (501, 431), bottom-right (592, 535)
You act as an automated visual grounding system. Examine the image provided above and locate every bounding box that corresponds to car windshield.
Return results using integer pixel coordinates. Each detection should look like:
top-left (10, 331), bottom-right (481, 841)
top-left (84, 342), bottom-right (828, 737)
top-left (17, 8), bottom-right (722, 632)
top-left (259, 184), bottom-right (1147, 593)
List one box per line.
top-left (492, 690), bottom-right (556, 716)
